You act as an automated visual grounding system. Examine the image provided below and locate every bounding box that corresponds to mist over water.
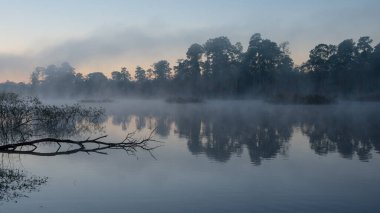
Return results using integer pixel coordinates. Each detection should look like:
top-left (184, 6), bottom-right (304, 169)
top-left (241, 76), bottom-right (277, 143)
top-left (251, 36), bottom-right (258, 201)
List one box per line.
top-left (104, 100), bottom-right (380, 163)
top-left (2, 99), bottom-right (379, 213)
top-left (1, 1), bottom-right (380, 212)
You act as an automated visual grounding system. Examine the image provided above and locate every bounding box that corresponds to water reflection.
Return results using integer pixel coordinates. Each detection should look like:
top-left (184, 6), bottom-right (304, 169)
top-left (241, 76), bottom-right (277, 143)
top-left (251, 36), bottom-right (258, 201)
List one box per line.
top-left (0, 156), bottom-right (48, 203)
top-left (173, 106), bottom-right (293, 164)
top-left (109, 101), bottom-right (380, 164)
top-left (0, 95), bottom-right (105, 146)
top-left (0, 96), bottom-right (104, 203)
top-left (0, 94), bottom-right (156, 157)
top-left (299, 105), bottom-right (380, 161)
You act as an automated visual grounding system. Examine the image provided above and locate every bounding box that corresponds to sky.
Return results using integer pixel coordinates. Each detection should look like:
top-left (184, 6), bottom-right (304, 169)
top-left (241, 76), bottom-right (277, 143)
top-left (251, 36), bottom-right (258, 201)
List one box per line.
top-left (1, 0), bottom-right (380, 82)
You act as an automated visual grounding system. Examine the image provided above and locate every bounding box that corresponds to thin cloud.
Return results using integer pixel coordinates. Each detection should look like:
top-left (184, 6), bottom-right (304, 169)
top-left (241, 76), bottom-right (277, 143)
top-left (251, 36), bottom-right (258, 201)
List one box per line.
top-left (0, 26), bottom-right (245, 82)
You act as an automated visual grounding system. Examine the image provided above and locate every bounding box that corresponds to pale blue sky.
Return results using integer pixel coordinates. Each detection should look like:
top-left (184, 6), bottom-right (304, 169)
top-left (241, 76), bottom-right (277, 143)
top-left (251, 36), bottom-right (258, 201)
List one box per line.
top-left (1, 0), bottom-right (379, 82)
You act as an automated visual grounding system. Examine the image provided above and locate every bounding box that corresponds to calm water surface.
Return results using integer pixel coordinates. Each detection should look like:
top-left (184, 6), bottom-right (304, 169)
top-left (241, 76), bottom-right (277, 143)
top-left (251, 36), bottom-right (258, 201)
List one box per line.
top-left (2, 100), bottom-right (380, 213)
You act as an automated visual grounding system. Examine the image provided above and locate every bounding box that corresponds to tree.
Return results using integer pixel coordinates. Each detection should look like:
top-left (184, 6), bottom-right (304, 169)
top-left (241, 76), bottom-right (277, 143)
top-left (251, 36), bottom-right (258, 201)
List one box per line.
top-left (371, 43), bottom-right (380, 73)
top-left (174, 59), bottom-right (190, 82)
top-left (336, 39), bottom-right (357, 66)
top-left (43, 62), bottom-right (76, 82)
top-left (357, 36), bottom-right (373, 60)
top-left (172, 44), bottom-right (205, 95)
top-left (30, 67), bottom-right (44, 92)
top-left (203, 36), bottom-right (242, 95)
top-left (243, 33), bottom-right (293, 95)
top-left (112, 67), bottom-right (132, 82)
top-left (35, 62), bottom-right (77, 96)
top-left (307, 44), bottom-right (336, 72)
top-left (87, 72), bottom-right (108, 83)
top-left (85, 72), bottom-right (108, 95)
top-left (153, 60), bottom-right (171, 81)
top-left (355, 36), bottom-right (374, 93)
top-left (332, 39), bottom-right (358, 95)
top-left (186, 43), bottom-right (204, 80)
top-left (120, 67), bottom-right (132, 81)
top-left (186, 43), bottom-right (204, 94)
top-left (369, 43), bottom-right (380, 92)
top-left (146, 68), bottom-right (154, 80)
top-left (111, 71), bottom-right (123, 81)
top-left (302, 44), bottom-right (337, 94)
top-left (135, 66), bottom-right (147, 82)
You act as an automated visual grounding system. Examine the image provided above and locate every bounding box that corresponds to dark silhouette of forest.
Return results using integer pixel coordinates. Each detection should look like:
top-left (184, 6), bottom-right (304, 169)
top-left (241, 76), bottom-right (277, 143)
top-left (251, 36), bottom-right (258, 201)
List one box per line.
top-left (1, 34), bottom-right (380, 100)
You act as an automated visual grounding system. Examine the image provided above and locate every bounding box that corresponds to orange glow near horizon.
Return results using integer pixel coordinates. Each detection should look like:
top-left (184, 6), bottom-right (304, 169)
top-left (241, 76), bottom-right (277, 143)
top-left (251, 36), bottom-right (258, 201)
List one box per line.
top-left (0, 53), bottom-right (307, 84)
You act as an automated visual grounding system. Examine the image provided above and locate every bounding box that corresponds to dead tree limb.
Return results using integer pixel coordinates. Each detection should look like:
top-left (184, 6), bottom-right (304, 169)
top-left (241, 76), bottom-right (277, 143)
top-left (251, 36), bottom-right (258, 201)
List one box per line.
top-left (0, 130), bottom-right (160, 157)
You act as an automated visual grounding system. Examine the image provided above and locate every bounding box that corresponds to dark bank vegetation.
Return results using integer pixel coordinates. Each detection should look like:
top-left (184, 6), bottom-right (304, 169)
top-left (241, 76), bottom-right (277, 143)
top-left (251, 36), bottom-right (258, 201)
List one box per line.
top-left (267, 94), bottom-right (336, 105)
top-left (79, 98), bottom-right (114, 103)
top-left (0, 93), bottom-right (157, 156)
top-left (1, 34), bottom-right (380, 103)
top-left (165, 97), bottom-right (204, 104)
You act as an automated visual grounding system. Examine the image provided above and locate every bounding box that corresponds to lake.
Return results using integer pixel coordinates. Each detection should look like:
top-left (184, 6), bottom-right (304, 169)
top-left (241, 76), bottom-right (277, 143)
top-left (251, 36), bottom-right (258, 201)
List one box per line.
top-left (1, 100), bottom-right (380, 213)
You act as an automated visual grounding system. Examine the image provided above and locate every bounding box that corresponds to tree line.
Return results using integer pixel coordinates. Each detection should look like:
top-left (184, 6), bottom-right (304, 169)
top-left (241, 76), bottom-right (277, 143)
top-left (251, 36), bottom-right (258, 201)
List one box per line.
top-left (1, 34), bottom-right (380, 99)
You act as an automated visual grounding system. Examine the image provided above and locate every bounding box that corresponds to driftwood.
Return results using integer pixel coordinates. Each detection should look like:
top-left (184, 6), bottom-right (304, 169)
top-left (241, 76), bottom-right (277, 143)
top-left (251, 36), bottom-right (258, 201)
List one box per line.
top-left (0, 130), bottom-right (159, 157)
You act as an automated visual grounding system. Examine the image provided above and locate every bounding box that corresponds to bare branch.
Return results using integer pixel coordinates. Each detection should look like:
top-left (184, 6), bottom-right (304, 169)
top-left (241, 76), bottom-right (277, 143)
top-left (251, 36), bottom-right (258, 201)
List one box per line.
top-left (0, 130), bottom-right (159, 157)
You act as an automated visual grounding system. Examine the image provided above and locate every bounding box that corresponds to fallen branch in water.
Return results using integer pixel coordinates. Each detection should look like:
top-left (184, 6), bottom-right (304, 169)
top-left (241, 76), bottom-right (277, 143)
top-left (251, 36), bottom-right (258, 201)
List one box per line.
top-left (0, 130), bottom-right (160, 157)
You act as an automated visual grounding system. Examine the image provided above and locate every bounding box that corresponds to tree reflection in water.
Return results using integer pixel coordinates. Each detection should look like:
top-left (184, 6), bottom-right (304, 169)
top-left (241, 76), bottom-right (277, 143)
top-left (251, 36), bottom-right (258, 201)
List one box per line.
top-left (0, 93), bottom-right (103, 203)
top-left (0, 93), bottom-right (156, 203)
top-left (0, 93), bottom-right (157, 157)
top-left (109, 101), bottom-right (380, 164)
top-left (0, 158), bottom-right (48, 204)
top-left (299, 104), bottom-right (380, 161)
top-left (0, 93), bottom-right (105, 146)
